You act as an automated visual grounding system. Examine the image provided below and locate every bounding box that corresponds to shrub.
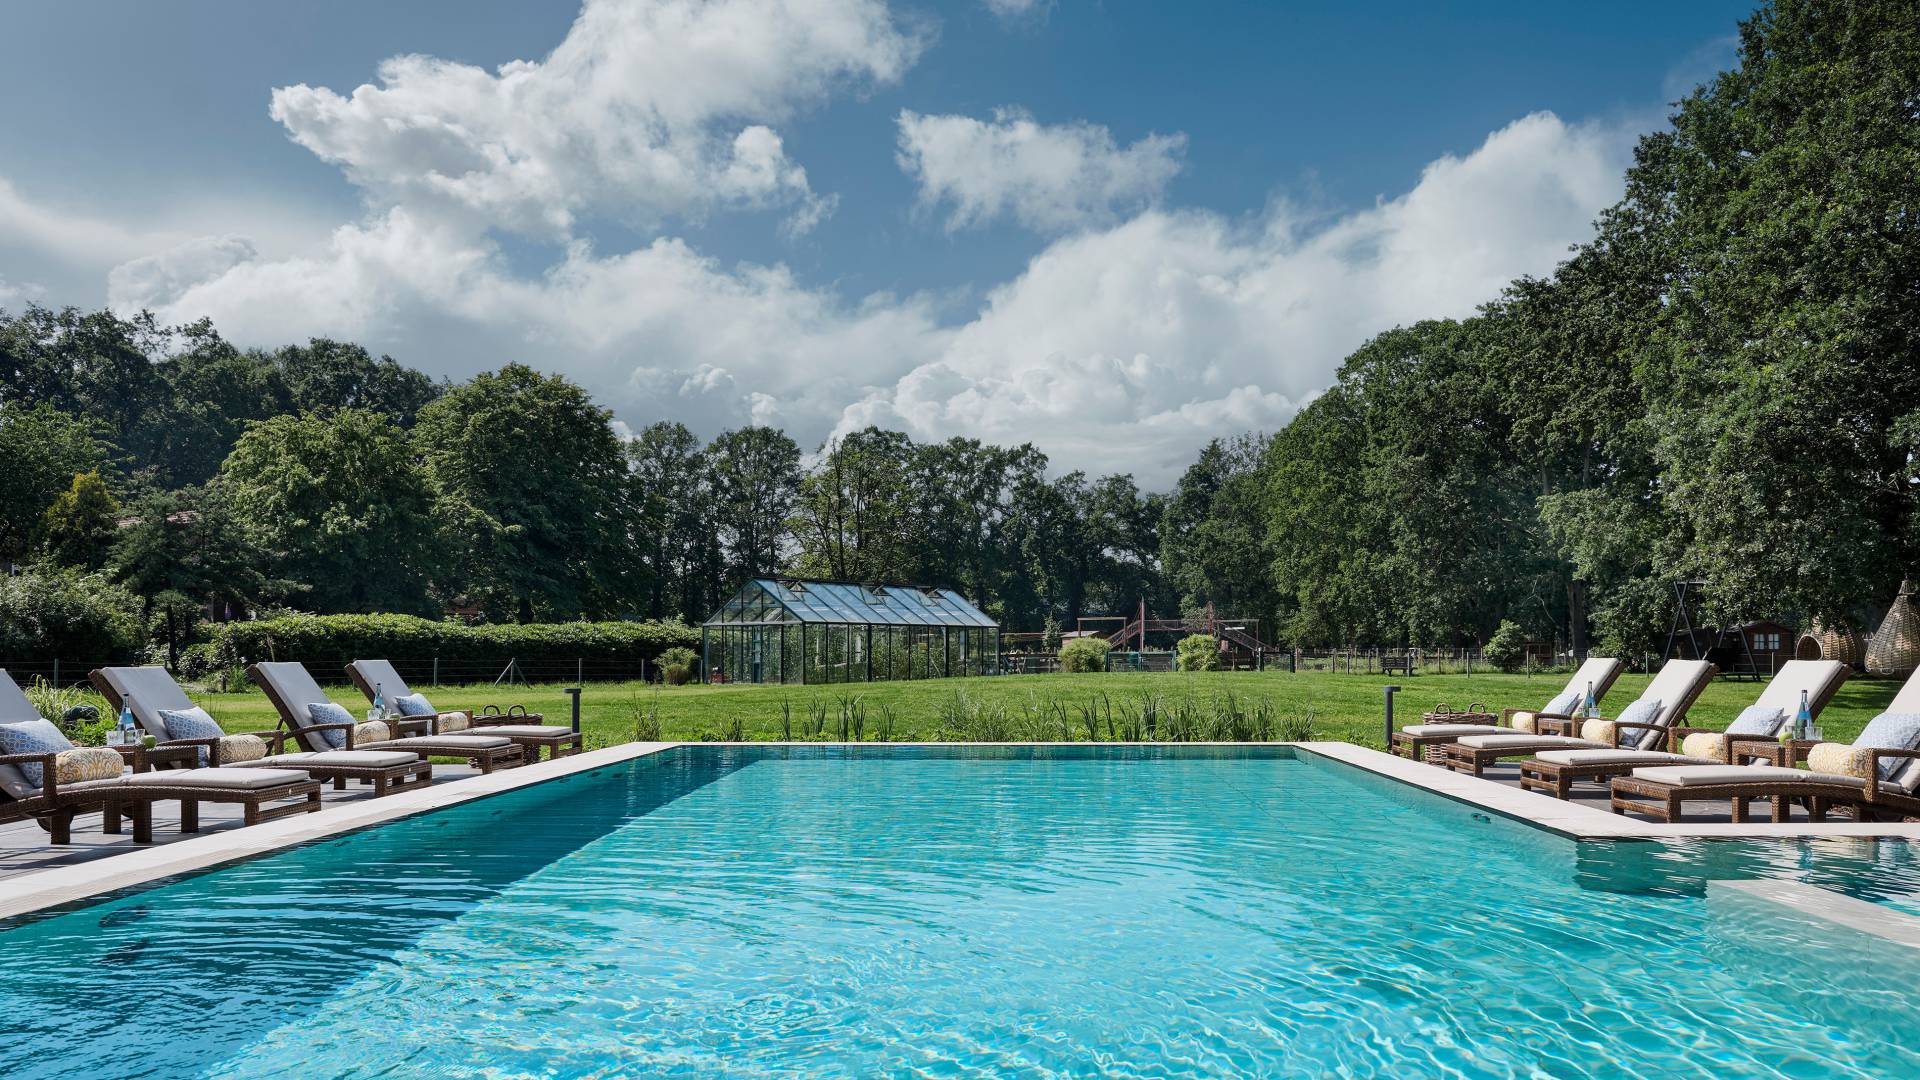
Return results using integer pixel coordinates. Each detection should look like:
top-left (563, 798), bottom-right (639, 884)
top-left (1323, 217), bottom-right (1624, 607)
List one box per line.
top-left (657, 645), bottom-right (697, 685)
top-left (1175, 633), bottom-right (1222, 671)
top-left (0, 565), bottom-right (144, 662)
top-left (1058, 636), bottom-right (1111, 673)
top-left (1484, 619), bottom-right (1528, 673)
top-left (208, 612), bottom-right (700, 671)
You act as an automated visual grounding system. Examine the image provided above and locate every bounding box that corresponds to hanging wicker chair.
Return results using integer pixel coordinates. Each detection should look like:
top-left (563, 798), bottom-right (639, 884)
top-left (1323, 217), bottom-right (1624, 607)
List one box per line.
top-left (1797, 618), bottom-right (1866, 668)
top-left (1866, 579), bottom-right (1920, 677)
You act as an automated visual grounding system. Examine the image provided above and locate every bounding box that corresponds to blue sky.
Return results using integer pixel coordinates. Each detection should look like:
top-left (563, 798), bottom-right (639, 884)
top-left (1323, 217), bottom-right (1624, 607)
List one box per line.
top-left (0, 0), bottom-right (1753, 482)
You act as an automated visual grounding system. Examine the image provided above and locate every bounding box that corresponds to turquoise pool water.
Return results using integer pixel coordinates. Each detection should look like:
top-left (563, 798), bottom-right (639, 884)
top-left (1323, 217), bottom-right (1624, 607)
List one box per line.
top-left (3, 745), bottom-right (1919, 1078)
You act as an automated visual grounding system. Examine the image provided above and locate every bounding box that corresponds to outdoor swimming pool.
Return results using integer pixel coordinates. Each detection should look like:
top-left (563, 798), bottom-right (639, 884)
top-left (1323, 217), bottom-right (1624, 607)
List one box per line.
top-left (2, 745), bottom-right (1918, 1078)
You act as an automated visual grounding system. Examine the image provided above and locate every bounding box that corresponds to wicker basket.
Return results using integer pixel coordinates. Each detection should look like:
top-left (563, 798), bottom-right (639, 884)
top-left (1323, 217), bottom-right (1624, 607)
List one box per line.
top-left (1797, 619), bottom-right (1866, 668)
top-left (1867, 579), bottom-right (1920, 677)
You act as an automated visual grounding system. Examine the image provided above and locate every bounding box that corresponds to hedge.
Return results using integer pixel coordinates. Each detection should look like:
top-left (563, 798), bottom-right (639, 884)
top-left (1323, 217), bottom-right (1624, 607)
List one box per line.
top-left (209, 613), bottom-right (700, 670)
top-left (0, 566), bottom-right (145, 663)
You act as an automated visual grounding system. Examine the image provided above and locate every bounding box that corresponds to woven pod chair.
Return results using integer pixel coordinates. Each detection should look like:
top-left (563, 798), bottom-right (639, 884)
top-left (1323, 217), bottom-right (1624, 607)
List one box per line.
top-left (1797, 619), bottom-right (1866, 668)
top-left (1866, 579), bottom-right (1920, 677)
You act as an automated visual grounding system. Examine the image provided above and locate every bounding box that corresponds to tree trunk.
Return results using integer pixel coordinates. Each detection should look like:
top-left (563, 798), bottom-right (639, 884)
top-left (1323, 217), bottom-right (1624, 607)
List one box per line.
top-left (1568, 578), bottom-right (1589, 659)
top-left (166, 606), bottom-right (179, 673)
top-left (518, 592), bottom-right (536, 625)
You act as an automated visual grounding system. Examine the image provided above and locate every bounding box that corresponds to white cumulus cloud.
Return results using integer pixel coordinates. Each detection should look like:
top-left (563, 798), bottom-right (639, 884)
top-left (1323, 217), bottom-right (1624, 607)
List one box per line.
top-left (268, 0), bottom-right (923, 238)
top-left (898, 107), bottom-right (1186, 233)
top-left (839, 111), bottom-right (1630, 478)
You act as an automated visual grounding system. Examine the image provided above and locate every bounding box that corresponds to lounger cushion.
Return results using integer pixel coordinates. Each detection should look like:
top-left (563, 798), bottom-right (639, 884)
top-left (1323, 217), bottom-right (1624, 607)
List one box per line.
top-left (1630, 764), bottom-right (1794, 786)
top-left (1727, 706), bottom-right (1788, 737)
top-left (1456, 733), bottom-right (1600, 751)
top-left (120, 767), bottom-right (303, 789)
top-left (476, 724), bottom-right (571, 738)
top-left (307, 702), bottom-right (356, 749)
top-left (353, 719), bottom-right (394, 745)
top-left (0, 719), bottom-right (74, 787)
top-left (1851, 712), bottom-right (1920, 781)
top-left (434, 712), bottom-right (470, 733)
top-left (394, 693), bottom-right (437, 716)
top-left (159, 706), bottom-right (235, 766)
top-left (267, 750), bottom-right (419, 768)
top-left (54, 747), bottom-right (124, 784)
top-left (373, 734), bottom-right (513, 750)
top-left (1401, 723), bottom-right (1504, 737)
top-left (1534, 748), bottom-right (1708, 767)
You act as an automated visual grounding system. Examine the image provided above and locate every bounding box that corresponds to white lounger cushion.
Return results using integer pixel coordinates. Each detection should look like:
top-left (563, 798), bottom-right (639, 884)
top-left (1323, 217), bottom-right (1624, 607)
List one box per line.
top-left (1402, 724), bottom-right (1505, 737)
top-left (1534, 748), bottom-right (1711, 767)
top-left (1456, 733), bottom-right (1600, 751)
top-left (371, 735), bottom-right (513, 750)
top-left (267, 750), bottom-right (420, 768)
top-left (1631, 763), bottom-right (1917, 794)
top-left (121, 767), bottom-right (305, 789)
top-left (469, 724), bottom-right (570, 738)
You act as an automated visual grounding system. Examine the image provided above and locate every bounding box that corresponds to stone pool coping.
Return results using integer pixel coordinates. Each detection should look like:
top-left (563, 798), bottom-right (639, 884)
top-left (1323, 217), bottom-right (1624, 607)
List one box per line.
top-left (0, 741), bottom-right (679, 923)
top-left (1295, 741), bottom-right (1920, 841)
top-left (1, 739), bottom-right (1916, 923)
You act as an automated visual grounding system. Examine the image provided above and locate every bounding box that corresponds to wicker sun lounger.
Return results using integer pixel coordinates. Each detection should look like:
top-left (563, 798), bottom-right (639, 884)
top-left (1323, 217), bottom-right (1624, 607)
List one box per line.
top-left (1513, 660), bottom-right (1720, 798)
top-left (1515, 660), bottom-right (1849, 799)
top-left (346, 659), bottom-right (582, 763)
top-left (1391, 656), bottom-right (1625, 762)
top-left (1, 669), bottom-right (321, 844)
top-left (91, 666), bottom-right (433, 797)
top-left (1448, 659), bottom-right (1848, 780)
top-left (250, 662), bottom-right (525, 774)
top-left (1611, 665), bottom-right (1916, 824)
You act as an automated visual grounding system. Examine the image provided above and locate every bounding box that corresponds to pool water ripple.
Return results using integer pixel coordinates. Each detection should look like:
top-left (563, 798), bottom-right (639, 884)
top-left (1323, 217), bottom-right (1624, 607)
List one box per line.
top-left (1, 746), bottom-right (1919, 1078)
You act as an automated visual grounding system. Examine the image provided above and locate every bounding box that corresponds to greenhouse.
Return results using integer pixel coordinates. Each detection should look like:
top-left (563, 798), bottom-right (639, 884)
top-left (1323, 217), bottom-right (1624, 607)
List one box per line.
top-left (701, 578), bottom-right (1001, 684)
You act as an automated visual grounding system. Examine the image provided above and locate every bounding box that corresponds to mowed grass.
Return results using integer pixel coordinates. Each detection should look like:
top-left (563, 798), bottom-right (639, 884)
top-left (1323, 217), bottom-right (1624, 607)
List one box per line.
top-left (182, 668), bottom-right (1904, 749)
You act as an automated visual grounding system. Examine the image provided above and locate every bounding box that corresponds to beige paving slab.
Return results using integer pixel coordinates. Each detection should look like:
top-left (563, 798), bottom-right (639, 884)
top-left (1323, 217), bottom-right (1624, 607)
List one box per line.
top-left (0, 741), bottom-right (677, 923)
top-left (1292, 741), bottom-right (1920, 842)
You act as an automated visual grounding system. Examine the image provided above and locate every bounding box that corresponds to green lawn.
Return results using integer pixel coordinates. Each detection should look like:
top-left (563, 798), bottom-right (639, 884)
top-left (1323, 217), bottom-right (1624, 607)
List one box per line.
top-left (172, 668), bottom-right (1901, 750)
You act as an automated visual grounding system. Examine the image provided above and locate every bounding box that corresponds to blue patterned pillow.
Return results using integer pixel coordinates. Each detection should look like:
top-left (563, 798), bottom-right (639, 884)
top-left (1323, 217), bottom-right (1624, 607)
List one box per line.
top-left (394, 693), bottom-right (436, 717)
top-left (158, 706), bottom-right (224, 766)
top-left (0, 719), bottom-right (76, 786)
top-left (1853, 712), bottom-right (1920, 780)
top-left (307, 702), bottom-right (355, 750)
top-left (1613, 697), bottom-right (1664, 749)
top-left (1543, 689), bottom-right (1583, 716)
top-left (1727, 706), bottom-right (1786, 737)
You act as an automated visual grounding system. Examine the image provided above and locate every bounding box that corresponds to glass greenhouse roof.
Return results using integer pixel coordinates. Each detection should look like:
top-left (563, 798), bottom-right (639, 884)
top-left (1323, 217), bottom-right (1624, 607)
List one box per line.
top-left (704, 578), bottom-right (997, 629)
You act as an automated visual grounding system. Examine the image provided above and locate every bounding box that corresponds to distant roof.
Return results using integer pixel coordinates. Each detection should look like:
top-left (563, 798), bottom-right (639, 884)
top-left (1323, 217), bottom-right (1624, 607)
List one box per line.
top-left (703, 578), bottom-right (997, 628)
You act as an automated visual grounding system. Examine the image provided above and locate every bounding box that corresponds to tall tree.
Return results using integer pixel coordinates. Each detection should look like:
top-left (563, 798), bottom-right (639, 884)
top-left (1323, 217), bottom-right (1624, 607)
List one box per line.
top-left (109, 487), bottom-right (272, 669)
top-left (627, 421), bottom-right (718, 621)
top-left (790, 427), bottom-right (915, 582)
top-left (0, 401), bottom-right (109, 562)
top-left (706, 426), bottom-right (801, 587)
top-left (217, 408), bottom-right (440, 614)
top-left (415, 364), bottom-right (632, 622)
top-left (40, 470), bottom-right (121, 571)
top-left (272, 339), bottom-right (440, 424)
top-left (1161, 435), bottom-right (1280, 632)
